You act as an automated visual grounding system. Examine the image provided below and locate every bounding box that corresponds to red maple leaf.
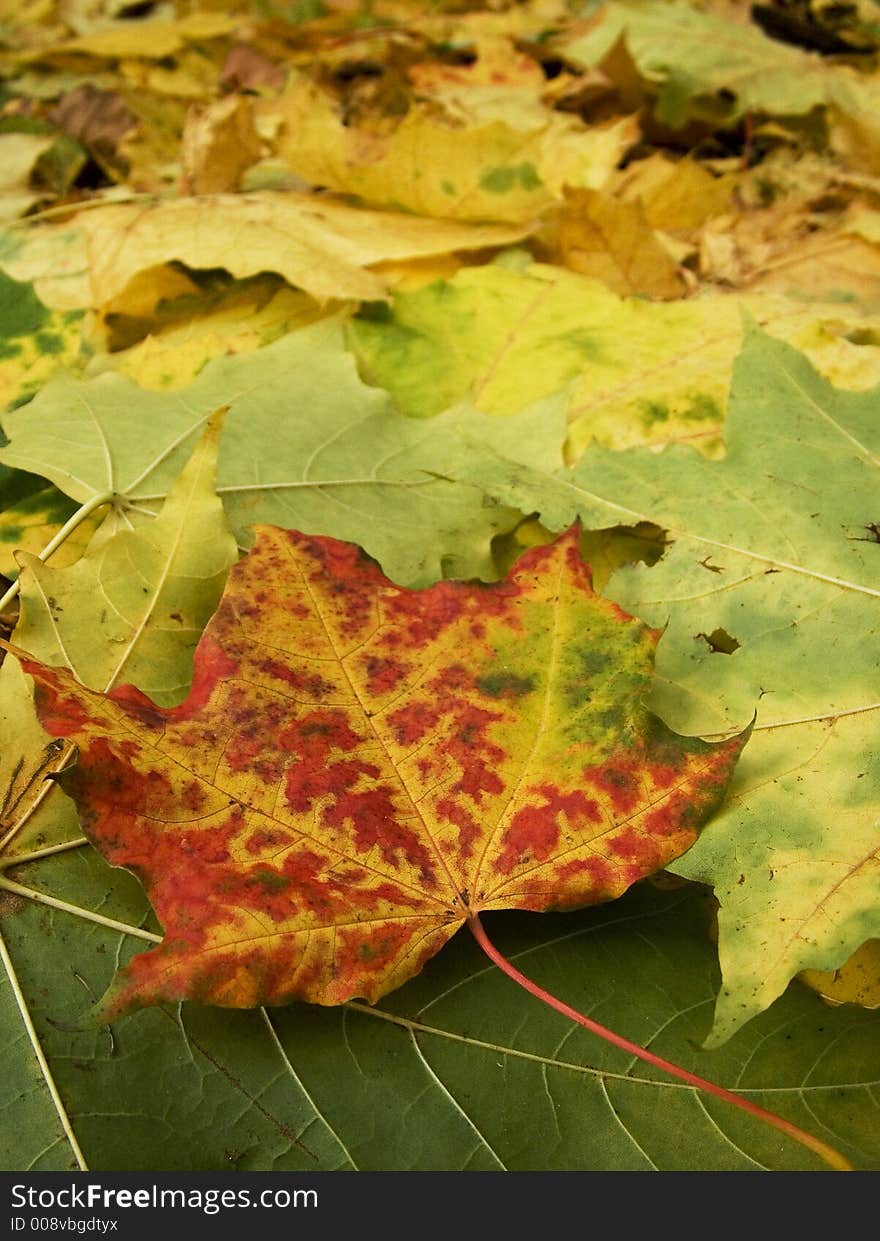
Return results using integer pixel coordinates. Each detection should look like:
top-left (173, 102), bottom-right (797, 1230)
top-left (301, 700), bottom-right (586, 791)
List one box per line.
top-left (24, 524), bottom-right (746, 1017)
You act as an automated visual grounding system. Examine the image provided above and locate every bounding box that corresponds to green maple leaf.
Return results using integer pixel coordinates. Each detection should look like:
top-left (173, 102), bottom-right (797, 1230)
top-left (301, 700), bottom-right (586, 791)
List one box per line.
top-left (0, 411), bottom-right (236, 871)
top-left (12, 410), bottom-right (237, 707)
top-left (430, 323), bottom-right (880, 1043)
top-left (0, 317), bottom-right (520, 589)
top-left (560, 0), bottom-right (841, 127)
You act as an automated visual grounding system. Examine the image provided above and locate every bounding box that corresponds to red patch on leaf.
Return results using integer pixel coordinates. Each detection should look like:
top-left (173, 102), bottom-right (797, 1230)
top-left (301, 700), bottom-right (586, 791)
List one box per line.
top-left (496, 786), bottom-right (603, 873)
top-left (167, 635), bottom-right (238, 721)
top-left (583, 758), bottom-right (642, 815)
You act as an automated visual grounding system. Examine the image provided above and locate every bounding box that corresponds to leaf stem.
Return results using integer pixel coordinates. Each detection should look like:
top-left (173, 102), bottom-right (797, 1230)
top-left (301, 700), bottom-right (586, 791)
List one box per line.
top-left (0, 489), bottom-right (115, 616)
top-left (0, 874), bottom-right (162, 943)
top-left (0, 925), bottom-right (89, 1170)
top-left (467, 912), bottom-right (853, 1172)
top-left (0, 836), bottom-right (89, 869)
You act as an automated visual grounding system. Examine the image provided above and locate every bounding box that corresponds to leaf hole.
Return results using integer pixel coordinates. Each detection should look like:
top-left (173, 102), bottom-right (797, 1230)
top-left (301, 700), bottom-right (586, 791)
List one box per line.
top-left (697, 627), bottom-right (741, 655)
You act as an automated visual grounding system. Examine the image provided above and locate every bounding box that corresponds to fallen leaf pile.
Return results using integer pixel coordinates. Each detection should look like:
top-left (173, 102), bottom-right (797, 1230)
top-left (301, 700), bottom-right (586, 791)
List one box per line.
top-left (0, 0), bottom-right (877, 1173)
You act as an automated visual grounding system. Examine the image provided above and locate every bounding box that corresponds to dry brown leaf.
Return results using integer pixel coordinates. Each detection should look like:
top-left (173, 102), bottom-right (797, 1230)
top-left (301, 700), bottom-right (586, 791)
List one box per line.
top-left (558, 186), bottom-right (687, 299)
top-left (219, 43), bottom-right (287, 93)
top-left (745, 230), bottom-right (880, 304)
top-left (700, 202), bottom-right (880, 304)
top-left (48, 82), bottom-right (135, 167)
top-left (610, 153), bottom-right (738, 233)
top-left (180, 95), bottom-right (263, 195)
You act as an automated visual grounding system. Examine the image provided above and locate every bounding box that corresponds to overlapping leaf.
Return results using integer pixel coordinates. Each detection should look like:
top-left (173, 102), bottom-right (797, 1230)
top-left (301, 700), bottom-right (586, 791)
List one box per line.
top-left (1, 0), bottom-right (879, 1176)
top-left (0, 413), bottom-right (236, 866)
top-left (349, 262), bottom-right (880, 454)
top-left (561, 0), bottom-right (837, 127)
top-left (3, 868), bottom-right (876, 1170)
top-left (14, 412), bottom-right (237, 707)
top-left (268, 74), bottom-right (633, 225)
top-left (73, 192), bottom-right (534, 307)
top-left (22, 525), bottom-right (746, 1017)
top-left (428, 323), bottom-right (880, 1041)
top-left (0, 318), bottom-right (519, 587)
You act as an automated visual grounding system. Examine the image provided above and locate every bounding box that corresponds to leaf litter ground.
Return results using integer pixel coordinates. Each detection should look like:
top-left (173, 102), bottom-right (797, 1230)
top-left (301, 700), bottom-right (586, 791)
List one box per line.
top-left (0, 0), bottom-right (878, 1173)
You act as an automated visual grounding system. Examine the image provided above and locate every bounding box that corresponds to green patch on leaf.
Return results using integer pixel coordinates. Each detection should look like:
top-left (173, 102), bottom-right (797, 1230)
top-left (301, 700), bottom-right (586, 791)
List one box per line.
top-left (475, 671), bottom-right (537, 698)
top-left (479, 162), bottom-right (543, 194)
top-left (0, 272), bottom-right (49, 341)
top-left (33, 332), bottom-right (64, 356)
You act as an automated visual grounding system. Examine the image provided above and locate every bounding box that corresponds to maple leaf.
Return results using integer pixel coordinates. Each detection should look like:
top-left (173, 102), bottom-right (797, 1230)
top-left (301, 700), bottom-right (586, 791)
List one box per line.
top-left (348, 261), bottom-right (880, 458)
top-left (72, 192), bottom-right (533, 307)
top-left (14, 410), bottom-right (237, 707)
top-left (428, 323), bottom-right (880, 1044)
top-left (562, 0), bottom-right (832, 127)
top-left (267, 74), bottom-right (632, 224)
top-left (0, 318), bottom-right (521, 588)
top-left (20, 525), bottom-right (746, 1018)
top-left (3, 0), bottom-right (879, 1176)
top-left (557, 187), bottom-right (686, 299)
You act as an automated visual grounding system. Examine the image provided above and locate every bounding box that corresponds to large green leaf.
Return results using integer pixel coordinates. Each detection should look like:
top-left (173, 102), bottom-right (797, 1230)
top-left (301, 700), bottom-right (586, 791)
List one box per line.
top-left (1, 855), bottom-right (876, 1171)
top-left (429, 324), bottom-right (880, 1044)
top-left (0, 413), bottom-right (236, 875)
top-left (560, 0), bottom-right (837, 127)
top-left (0, 317), bottom-right (520, 588)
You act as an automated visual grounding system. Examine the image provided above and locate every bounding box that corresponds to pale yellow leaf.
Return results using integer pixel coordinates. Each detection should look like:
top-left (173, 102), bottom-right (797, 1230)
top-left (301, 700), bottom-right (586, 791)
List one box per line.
top-left (34, 12), bottom-right (237, 61)
top-left (800, 940), bottom-right (880, 1010)
top-left (76, 191), bottom-right (534, 306)
top-left (610, 153), bottom-right (738, 232)
top-left (267, 75), bottom-right (633, 223)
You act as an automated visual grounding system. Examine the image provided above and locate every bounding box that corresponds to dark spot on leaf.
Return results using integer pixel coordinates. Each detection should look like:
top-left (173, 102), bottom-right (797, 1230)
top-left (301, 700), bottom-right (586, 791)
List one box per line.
top-left (35, 331), bottom-right (63, 355)
top-left (476, 670), bottom-right (536, 699)
top-left (479, 162), bottom-right (542, 193)
top-left (248, 869), bottom-right (291, 894)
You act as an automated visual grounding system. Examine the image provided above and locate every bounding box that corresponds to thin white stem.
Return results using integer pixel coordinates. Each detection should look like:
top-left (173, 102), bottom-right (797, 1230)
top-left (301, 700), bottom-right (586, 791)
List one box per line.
top-left (0, 874), bottom-right (161, 942)
top-left (703, 700), bottom-right (880, 739)
top-left (0, 837), bottom-right (89, 869)
top-left (0, 925), bottom-right (89, 1169)
top-left (130, 478), bottom-right (426, 503)
top-left (0, 838), bottom-right (88, 868)
top-left (549, 475), bottom-right (880, 599)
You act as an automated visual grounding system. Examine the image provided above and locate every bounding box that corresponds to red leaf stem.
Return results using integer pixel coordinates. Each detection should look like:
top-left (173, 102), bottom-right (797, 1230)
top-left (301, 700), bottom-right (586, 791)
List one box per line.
top-left (467, 912), bottom-right (852, 1172)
